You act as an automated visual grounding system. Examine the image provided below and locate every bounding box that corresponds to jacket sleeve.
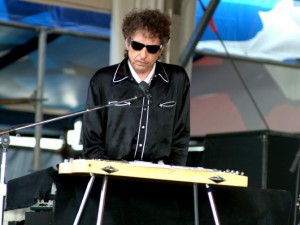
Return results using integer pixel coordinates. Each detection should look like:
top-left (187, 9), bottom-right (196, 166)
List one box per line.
top-left (82, 77), bottom-right (109, 159)
top-left (168, 68), bottom-right (190, 166)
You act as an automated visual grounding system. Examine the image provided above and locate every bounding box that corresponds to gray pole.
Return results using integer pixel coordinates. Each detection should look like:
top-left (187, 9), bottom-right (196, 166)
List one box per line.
top-left (177, 0), bottom-right (220, 68)
top-left (33, 28), bottom-right (47, 171)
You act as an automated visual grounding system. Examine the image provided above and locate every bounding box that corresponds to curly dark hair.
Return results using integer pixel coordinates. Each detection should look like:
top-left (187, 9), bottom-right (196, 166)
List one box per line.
top-left (122, 9), bottom-right (171, 57)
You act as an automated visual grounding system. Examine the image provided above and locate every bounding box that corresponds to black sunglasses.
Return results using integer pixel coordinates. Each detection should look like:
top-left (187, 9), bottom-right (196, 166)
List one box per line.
top-left (130, 40), bottom-right (162, 54)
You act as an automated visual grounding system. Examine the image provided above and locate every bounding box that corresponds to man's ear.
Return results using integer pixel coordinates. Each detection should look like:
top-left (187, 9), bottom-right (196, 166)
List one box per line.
top-left (158, 46), bottom-right (164, 57)
top-left (160, 46), bottom-right (164, 53)
top-left (125, 38), bottom-right (130, 49)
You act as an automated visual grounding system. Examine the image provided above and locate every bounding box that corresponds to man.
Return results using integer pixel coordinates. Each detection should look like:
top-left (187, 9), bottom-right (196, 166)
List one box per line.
top-left (82, 8), bottom-right (190, 166)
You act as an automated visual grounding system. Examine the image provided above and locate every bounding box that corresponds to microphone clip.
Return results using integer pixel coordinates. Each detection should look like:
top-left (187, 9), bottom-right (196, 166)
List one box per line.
top-left (138, 81), bottom-right (152, 102)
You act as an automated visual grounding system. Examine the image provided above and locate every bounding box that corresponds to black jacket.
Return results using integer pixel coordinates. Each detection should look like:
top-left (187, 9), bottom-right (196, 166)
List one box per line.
top-left (82, 58), bottom-right (190, 166)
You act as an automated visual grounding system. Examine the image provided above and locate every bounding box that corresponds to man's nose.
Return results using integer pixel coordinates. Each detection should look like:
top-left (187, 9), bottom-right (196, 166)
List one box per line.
top-left (140, 47), bottom-right (148, 58)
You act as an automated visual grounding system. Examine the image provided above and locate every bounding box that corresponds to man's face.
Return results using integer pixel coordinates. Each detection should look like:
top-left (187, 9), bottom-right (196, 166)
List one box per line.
top-left (125, 30), bottom-right (163, 77)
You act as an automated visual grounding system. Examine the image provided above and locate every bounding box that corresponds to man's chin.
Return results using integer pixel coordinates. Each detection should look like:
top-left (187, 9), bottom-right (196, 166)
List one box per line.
top-left (134, 65), bottom-right (148, 73)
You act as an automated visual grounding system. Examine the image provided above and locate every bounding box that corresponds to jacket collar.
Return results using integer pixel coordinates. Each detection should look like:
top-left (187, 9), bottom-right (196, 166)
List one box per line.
top-left (155, 62), bottom-right (169, 83)
top-left (112, 59), bottom-right (129, 83)
top-left (113, 58), bottom-right (169, 83)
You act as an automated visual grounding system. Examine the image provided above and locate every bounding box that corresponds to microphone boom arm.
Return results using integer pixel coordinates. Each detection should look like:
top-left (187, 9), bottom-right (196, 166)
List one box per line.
top-left (0, 96), bottom-right (139, 136)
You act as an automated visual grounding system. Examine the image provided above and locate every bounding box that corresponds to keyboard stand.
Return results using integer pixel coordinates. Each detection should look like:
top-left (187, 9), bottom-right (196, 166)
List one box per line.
top-left (72, 174), bottom-right (108, 225)
top-left (73, 173), bottom-right (95, 225)
top-left (73, 175), bottom-right (221, 225)
top-left (193, 184), bottom-right (221, 225)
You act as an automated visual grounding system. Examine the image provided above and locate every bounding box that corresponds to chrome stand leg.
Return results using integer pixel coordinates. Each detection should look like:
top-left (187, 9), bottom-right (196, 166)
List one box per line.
top-left (96, 175), bottom-right (108, 225)
top-left (206, 184), bottom-right (221, 225)
top-left (73, 173), bottom-right (95, 225)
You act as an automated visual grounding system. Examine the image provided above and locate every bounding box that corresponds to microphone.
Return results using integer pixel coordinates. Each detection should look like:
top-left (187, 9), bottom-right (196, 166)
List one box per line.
top-left (139, 81), bottom-right (152, 101)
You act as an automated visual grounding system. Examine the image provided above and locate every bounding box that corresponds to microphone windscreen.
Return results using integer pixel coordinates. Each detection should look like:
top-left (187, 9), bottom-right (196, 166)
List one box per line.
top-left (138, 81), bottom-right (149, 96)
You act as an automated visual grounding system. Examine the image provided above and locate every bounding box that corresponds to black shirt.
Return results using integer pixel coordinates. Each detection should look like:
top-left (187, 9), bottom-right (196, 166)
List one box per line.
top-left (82, 58), bottom-right (190, 166)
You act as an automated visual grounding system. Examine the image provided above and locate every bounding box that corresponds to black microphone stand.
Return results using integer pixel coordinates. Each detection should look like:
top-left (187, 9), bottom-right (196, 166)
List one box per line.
top-left (0, 95), bottom-right (139, 225)
top-left (0, 134), bottom-right (9, 225)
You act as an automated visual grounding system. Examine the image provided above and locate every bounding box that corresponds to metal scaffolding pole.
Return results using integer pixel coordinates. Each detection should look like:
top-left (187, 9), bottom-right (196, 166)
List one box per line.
top-left (33, 28), bottom-right (47, 171)
top-left (177, 0), bottom-right (220, 68)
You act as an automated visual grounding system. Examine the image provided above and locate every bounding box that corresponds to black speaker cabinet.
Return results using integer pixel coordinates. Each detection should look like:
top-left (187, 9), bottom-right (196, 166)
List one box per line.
top-left (203, 130), bottom-right (300, 225)
top-left (25, 212), bottom-right (53, 225)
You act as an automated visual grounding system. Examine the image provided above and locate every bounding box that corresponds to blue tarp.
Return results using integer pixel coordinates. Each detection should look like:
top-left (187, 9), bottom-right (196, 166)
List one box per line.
top-left (1, 0), bottom-right (299, 62)
top-left (0, 0), bottom-right (110, 36)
